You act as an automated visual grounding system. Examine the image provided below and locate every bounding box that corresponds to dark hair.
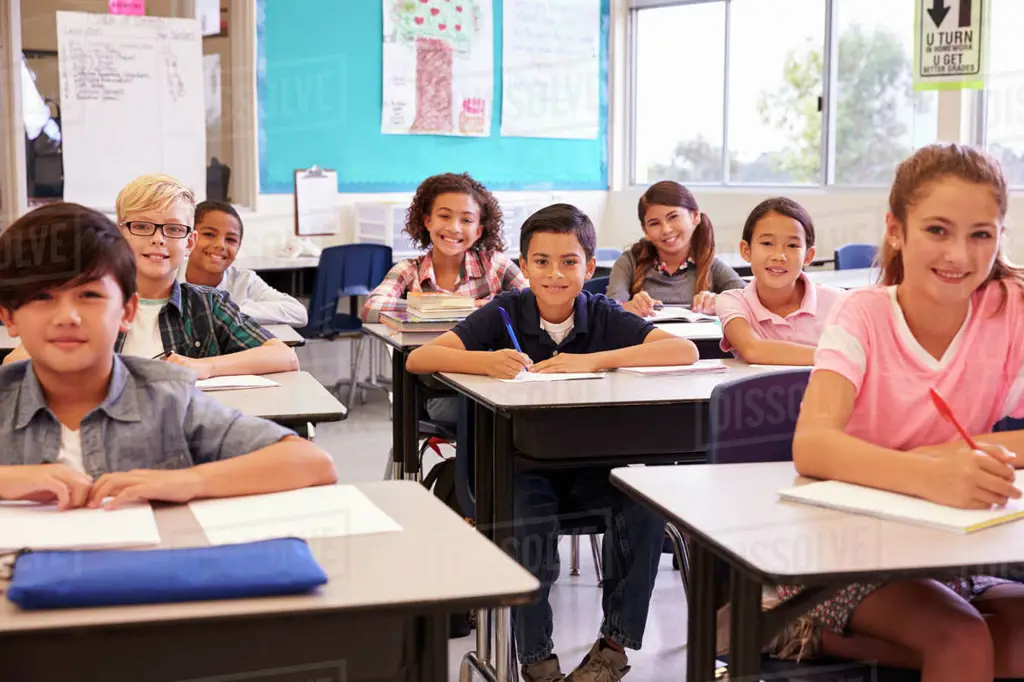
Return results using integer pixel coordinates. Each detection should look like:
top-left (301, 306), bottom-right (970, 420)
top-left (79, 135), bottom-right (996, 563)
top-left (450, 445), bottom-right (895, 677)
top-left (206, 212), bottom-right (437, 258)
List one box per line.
top-left (195, 200), bottom-right (243, 239)
top-left (741, 197), bottom-right (816, 247)
top-left (633, 181), bottom-right (716, 295)
top-left (0, 203), bottom-right (137, 311)
top-left (519, 203), bottom-right (597, 260)
top-left (405, 173), bottom-right (504, 252)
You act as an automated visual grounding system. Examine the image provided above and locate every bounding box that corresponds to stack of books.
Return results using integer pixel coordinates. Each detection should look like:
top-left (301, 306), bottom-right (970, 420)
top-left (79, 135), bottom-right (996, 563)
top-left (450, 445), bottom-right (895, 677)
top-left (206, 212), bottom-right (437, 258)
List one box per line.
top-left (380, 293), bottom-right (477, 334)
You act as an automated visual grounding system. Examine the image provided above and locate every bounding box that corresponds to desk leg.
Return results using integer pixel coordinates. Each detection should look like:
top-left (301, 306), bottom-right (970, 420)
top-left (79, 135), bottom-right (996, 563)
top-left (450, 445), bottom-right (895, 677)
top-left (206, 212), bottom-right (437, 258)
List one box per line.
top-left (475, 403), bottom-right (495, 540)
top-left (728, 567), bottom-right (763, 680)
top-left (402, 366), bottom-right (420, 481)
top-left (686, 540), bottom-right (717, 682)
top-left (420, 613), bottom-right (448, 682)
top-left (389, 349), bottom-right (405, 481)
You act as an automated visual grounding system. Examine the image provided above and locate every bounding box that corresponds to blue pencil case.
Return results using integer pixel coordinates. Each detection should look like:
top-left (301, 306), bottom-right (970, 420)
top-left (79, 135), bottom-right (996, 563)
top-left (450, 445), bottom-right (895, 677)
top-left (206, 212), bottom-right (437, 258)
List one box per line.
top-left (5, 537), bottom-right (328, 610)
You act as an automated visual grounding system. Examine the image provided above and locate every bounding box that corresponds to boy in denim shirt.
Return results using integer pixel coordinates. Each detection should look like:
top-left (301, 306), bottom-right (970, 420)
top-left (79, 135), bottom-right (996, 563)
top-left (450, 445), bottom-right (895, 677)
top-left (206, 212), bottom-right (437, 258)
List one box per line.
top-left (0, 203), bottom-right (336, 510)
top-left (407, 204), bottom-right (697, 681)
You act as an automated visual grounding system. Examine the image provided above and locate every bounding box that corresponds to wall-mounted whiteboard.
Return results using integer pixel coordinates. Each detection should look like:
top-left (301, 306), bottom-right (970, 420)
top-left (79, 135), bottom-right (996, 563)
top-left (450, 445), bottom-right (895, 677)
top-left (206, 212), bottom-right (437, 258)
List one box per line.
top-left (57, 11), bottom-right (205, 209)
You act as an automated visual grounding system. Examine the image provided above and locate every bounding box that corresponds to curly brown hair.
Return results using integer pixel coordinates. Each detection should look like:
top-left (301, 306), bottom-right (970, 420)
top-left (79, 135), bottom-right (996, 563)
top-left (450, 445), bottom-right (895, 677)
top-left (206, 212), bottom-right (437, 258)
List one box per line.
top-left (404, 173), bottom-right (505, 252)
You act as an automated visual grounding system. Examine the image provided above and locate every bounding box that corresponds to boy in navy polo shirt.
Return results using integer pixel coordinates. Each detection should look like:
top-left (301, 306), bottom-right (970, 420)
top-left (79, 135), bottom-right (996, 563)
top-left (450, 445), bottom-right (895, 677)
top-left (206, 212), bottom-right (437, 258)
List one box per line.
top-left (407, 204), bottom-right (697, 682)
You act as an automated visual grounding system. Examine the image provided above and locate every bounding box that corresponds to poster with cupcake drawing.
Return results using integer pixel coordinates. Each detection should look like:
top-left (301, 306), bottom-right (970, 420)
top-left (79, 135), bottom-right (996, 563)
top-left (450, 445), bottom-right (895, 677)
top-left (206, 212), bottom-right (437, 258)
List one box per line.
top-left (382, 0), bottom-right (493, 136)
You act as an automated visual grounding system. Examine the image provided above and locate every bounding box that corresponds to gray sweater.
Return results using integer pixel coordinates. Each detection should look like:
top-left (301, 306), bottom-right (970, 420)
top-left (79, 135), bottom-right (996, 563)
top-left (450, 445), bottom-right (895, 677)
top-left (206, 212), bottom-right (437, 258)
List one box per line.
top-left (606, 250), bottom-right (745, 305)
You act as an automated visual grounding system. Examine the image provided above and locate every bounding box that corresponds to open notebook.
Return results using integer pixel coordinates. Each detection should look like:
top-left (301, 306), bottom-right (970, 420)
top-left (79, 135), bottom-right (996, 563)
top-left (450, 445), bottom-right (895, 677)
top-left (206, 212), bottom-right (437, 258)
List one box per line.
top-left (779, 472), bottom-right (1024, 534)
top-left (645, 306), bottom-right (716, 324)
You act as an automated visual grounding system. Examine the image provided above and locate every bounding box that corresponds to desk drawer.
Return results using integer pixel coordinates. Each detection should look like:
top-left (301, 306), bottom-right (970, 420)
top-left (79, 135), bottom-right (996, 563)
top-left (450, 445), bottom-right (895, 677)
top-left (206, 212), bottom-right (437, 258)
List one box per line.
top-left (512, 403), bottom-right (708, 460)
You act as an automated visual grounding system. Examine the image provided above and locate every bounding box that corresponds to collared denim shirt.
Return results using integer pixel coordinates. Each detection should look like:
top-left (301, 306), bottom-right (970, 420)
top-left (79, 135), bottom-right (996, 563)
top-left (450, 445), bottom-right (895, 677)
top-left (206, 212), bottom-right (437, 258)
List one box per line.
top-left (0, 355), bottom-right (294, 476)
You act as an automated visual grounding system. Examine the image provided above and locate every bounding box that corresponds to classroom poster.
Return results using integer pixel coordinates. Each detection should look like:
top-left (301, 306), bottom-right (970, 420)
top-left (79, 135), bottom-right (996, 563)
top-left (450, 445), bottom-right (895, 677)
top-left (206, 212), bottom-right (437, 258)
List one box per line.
top-left (501, 0), bottom-right (600, 139)
top-left (913, 0), bottom-right (986, 91)
top-left (381, 0), bottom-right (493, 136)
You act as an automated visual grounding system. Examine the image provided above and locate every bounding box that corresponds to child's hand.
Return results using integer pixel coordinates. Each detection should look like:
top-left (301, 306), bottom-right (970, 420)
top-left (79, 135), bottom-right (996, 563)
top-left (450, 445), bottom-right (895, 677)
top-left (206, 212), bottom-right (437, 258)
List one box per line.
top-left (692, 291), bottom-right (718, 315)
top-left (0, 464), bottom-right (93, 510)
top-left (922, 443), bottom-right (1020, 509)
top-left (88, 469), bottom-right (204, 510)
top-left (531, 353), bottom-right (599, 374)
top-left (164, 353), bottom-right (214, 380)
top-left (622, 292), bottom-right (660, 317)
top-left (483, 349), bottom-right (533, 379)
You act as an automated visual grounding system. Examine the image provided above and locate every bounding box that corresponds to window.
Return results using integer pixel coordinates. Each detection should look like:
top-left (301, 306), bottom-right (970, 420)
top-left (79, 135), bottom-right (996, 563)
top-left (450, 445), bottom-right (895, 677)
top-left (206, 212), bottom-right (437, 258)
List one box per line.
top-left (630, 0), bottom-right (939, 187)
top-left (983, 0), bottom-right (1024, 186)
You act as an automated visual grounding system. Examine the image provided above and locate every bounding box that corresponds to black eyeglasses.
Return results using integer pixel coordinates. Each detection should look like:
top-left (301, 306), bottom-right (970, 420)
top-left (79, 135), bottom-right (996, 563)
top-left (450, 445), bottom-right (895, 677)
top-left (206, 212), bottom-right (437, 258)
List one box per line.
top-left (120, 221), bottom-right (192, 239)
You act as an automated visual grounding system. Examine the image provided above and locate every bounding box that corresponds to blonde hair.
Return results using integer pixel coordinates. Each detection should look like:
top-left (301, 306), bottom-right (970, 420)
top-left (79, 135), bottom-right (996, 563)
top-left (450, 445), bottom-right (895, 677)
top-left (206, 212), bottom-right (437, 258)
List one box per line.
top-left (115, 174), bottom-right (196, 224)
top-left (881, 144), bottom-right (1024, 303)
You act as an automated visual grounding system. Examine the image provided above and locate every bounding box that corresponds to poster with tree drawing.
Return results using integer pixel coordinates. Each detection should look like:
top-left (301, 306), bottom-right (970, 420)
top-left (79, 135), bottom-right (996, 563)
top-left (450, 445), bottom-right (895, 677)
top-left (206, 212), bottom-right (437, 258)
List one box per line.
top-left (382, 0), bottom-right (493, 136)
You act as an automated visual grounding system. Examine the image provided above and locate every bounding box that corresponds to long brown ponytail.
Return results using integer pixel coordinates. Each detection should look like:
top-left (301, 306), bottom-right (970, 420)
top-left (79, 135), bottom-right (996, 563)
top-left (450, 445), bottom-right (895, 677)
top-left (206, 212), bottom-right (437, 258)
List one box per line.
top-left (631, 181), bottom-right (716, 296)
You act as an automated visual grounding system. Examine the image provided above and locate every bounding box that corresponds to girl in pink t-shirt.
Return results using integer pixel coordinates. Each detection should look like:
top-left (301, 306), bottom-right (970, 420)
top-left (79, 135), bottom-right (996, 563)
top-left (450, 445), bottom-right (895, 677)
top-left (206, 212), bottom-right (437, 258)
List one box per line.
top-left (780, 145), bottom-right (1024, 680)
top-left (716, 197), bottom-right (843, 365)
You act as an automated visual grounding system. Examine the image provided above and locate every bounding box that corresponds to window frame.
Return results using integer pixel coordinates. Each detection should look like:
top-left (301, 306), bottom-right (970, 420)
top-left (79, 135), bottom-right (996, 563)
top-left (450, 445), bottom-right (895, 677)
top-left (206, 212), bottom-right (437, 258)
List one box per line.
top-left (627, 0), bottom-right (937, 189)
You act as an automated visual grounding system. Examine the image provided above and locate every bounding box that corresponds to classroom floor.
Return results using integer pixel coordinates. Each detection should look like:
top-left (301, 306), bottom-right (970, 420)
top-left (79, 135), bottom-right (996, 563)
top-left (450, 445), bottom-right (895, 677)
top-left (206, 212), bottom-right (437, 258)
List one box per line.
top-left (295, 339), bottom-right (689, 681)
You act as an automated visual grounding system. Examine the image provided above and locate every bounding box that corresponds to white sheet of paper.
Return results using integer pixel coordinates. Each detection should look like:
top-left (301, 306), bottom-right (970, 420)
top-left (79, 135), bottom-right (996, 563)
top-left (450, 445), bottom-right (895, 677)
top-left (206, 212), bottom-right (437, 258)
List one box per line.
top-left (499, 371), bottom-right (606, 383)
top-left (0, 501), bottom-right (160, 553)
top-left (188, 485), bottom-right (403, 545)
top-left (196, 375), bottom-right (280, 391)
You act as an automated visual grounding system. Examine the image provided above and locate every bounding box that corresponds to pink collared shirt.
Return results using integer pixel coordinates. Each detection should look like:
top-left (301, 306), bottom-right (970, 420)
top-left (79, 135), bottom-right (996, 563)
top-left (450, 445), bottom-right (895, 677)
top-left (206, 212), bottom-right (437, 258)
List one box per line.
top-left (716, 272), bottom-right (843, 353)
top-left (815, 281), bottom-right (1024, 450)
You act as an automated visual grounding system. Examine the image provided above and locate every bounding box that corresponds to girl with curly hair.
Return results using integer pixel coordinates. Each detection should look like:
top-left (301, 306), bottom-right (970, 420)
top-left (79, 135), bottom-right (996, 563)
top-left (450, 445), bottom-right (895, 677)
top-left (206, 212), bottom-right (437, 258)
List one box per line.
top-left (362, 172), bottom-right (526, 323)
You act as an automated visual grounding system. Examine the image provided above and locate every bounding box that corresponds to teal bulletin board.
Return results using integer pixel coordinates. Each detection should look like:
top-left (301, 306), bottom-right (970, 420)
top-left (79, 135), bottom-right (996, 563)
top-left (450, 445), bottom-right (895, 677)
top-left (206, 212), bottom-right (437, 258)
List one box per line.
top-left (256, 0), bottom-right (609, 193)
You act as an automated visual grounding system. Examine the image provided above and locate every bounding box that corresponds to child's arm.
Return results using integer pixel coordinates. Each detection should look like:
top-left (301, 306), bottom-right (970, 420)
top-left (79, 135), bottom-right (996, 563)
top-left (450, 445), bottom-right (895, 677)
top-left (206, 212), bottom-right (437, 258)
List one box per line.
top-left (794, 370), bottom-right (1018, 508)
top-left (406, 331), bottom-right (531, 379)
top-left (361, 261), bottom-right (417, 323)
top-left (237, 272), bottom-right (309, 327)
top-left (0, 463), bottom-right (93, 510)
top-left (168, 339), bottom-right (299, 378)
top-left (531, 328), bottom-right (697, 373)
top-left (722, 318), bottom-right (816, 366)
top-left (89, 393), bottom-right (337, 509)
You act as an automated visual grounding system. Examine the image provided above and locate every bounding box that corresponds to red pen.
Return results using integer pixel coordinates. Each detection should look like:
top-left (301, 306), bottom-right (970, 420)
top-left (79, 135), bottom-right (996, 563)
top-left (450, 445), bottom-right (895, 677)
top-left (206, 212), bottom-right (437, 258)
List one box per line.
top-left (929, 386), bottom-right (980, 450)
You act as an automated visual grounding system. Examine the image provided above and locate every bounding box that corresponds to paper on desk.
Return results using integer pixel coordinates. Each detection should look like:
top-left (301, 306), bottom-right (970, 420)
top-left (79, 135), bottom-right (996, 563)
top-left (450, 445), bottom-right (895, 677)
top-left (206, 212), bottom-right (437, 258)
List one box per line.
top-left (0, 501), bottom-right (160, 554)
top-left (499, 371), bottom-right (607, 383)
top-left (644, 306), bottom-right (716, 323)
top-left (196, 375), bottom-right (280, 391)
top-left (187, 485), bottom-right (403, 545)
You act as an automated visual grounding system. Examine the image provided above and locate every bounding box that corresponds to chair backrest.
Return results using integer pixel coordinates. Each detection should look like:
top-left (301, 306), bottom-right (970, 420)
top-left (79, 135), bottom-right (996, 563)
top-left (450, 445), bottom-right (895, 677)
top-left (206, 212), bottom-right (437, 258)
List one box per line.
top-left (583, 275), bottom-right (610, 295)
top-left (595, 247), bottom-right (623, 261)
top-left (834, 243), bottom-right (878, 271)
top-left (707, 369), bottom-right (811, 464)
top-left (300, 243), bottom-right (393, 337)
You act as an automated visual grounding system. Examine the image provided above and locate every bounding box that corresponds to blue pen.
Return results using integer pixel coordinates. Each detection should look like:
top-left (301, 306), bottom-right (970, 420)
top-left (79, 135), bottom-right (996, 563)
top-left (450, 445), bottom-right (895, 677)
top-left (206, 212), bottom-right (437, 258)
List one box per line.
top-left (497, 307), bottom-right (523, 353)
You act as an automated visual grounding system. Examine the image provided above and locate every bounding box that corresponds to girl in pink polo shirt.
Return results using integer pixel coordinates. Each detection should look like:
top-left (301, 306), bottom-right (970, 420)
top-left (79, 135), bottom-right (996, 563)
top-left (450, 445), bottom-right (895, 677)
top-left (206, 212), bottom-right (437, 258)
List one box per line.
top-left (716, 197), bottom-right (843, 365)
top-left (776, 144), bottom-right (1024, 680)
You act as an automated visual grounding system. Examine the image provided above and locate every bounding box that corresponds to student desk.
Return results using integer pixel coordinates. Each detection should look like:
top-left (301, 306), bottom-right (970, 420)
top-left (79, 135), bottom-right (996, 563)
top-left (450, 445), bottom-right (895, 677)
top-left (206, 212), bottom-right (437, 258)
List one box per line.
top-left (0, 481), bottom-right (540, 682)
top-left (805, 267), bottom-right (880, 289)
top-left (362, 324), bottom-right (445, 481)
top-left (610, 462), bottom-right (1024, 682)
top-left (236, 254), bottom-right (321, 298)
top-left (435, 362), bottom-right (791, 564)
top-left (265, 323), bottom-right (305, 347)
top-left (213, 371), bottom-right (348, 426)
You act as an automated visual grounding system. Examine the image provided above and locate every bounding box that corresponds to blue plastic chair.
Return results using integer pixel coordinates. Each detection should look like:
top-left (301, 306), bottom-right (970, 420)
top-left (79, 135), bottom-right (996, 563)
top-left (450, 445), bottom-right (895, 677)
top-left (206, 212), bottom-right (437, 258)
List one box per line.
top-left (583, 275), bottom-right (609, 296)
top-left (833, 243), bottom-right (878, 271)
top-left (297, 244), bottom-right (392, 406)
top-left (595, 247), bottom-right (623, 262)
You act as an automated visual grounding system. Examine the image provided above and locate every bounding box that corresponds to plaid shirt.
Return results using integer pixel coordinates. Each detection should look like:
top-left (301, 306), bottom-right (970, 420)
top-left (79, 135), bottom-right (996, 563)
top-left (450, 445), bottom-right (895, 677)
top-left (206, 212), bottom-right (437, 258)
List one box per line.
top-left (362, 250), bottom-right (527, 322)
top-left (115, 281), bottom-right (272, 358)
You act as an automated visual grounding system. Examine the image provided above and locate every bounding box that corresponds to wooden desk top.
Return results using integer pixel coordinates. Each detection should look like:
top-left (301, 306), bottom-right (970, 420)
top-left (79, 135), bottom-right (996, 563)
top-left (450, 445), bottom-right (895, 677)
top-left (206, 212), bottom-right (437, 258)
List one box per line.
top-left (0, 481), bottom-right (539, 633)
top-left (611, 462), bottom-right (1024, 584)
top-left (212, 371), bottom-right (347, 422)
top-left (437, 360), bottom-right (793, 411)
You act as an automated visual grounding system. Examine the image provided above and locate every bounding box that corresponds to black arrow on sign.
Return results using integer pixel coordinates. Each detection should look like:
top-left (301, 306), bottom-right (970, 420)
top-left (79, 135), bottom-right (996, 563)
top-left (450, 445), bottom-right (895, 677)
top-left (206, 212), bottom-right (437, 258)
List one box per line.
top-left (959, 0), bottom-right (973, 27)
top-left (928, 0), bottom-right (950, 28)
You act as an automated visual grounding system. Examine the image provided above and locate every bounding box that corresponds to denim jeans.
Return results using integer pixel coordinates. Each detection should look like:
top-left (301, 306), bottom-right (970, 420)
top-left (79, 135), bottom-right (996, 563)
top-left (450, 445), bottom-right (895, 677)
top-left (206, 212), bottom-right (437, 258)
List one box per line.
top-left (512, 469), bottom-right (666, 664)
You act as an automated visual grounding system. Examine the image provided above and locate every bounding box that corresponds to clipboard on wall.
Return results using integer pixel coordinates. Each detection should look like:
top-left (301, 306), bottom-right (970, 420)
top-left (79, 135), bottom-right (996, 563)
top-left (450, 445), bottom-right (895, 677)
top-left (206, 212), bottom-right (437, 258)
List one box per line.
top-left (293, 166), bottom-right (340, 236)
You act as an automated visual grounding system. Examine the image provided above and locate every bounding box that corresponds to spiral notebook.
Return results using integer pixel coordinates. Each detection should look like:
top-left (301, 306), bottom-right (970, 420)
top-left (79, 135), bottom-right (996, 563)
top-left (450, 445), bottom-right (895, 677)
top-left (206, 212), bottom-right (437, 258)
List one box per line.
top-left (779, 472), bottom-right (1024, 534)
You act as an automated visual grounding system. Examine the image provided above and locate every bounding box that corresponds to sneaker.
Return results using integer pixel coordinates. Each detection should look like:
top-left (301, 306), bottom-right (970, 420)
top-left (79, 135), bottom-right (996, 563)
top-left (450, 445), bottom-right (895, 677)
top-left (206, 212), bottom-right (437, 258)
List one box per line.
top-left (566, 640), bottom-right (630, 681)
top-left (522, 655), bottom-right (565, 682)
